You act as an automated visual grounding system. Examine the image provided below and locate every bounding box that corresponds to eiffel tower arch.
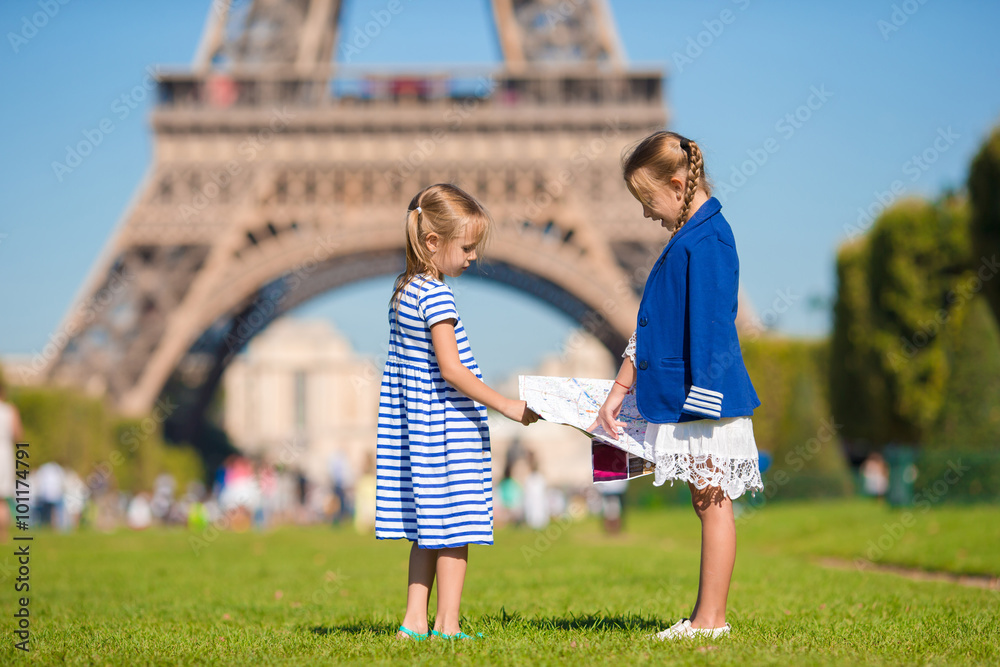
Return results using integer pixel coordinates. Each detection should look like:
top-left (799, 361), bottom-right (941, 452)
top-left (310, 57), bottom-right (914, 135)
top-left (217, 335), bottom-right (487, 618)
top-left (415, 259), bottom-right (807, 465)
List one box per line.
top-left (44, 0), bottom-right (676, 433)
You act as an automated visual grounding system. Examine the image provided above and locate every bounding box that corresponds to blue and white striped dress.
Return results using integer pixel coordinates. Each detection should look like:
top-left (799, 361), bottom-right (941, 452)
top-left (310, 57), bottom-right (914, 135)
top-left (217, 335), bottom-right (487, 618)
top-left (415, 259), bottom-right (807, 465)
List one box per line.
top-left (375, 275), bottom-right (494, 548)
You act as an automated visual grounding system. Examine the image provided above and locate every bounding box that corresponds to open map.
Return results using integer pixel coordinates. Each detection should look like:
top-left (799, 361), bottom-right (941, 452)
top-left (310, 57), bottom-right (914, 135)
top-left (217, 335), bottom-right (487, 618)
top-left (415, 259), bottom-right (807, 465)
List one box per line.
top-left (518, 375), bottom-right (655, 482)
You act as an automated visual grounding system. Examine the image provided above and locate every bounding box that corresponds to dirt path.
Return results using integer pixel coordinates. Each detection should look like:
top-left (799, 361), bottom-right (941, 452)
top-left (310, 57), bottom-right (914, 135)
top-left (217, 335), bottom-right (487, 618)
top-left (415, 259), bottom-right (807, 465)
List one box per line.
top-left (818, 557), bottom-right (1000, 591)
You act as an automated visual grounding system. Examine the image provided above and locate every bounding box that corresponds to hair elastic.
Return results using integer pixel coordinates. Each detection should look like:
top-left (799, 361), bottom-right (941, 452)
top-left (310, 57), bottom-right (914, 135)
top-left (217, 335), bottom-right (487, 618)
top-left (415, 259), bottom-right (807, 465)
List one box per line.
top-left (679, 137), bottom-right (691, 152)
top-left (415, 206), bottom-right (422, 214)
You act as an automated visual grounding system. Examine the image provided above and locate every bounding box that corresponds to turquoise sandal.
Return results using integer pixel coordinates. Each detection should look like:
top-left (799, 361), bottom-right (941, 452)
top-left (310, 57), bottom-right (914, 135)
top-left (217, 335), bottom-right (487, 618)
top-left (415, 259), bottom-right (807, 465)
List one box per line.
top-left (431, 630), bottom-right (484, 640)
top-left (397, 625), bottom-right (428, 641)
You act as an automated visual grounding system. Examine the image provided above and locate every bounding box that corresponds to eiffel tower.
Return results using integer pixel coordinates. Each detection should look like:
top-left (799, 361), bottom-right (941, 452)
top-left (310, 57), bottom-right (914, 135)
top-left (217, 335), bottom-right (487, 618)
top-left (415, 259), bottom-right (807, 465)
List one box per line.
top-left (44, 0), bottom-right (675, 434)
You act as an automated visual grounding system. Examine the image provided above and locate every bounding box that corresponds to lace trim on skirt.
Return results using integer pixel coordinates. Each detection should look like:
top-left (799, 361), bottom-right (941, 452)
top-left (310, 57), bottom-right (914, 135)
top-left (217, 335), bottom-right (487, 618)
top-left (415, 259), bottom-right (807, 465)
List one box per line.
top-left (652, 452), bottom-right (762, 500)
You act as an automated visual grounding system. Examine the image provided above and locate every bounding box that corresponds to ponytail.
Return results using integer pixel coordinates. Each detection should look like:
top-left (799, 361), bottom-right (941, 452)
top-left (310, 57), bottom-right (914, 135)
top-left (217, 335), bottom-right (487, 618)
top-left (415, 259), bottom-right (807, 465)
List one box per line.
top-left (391, 198), bottom-right (432, 307)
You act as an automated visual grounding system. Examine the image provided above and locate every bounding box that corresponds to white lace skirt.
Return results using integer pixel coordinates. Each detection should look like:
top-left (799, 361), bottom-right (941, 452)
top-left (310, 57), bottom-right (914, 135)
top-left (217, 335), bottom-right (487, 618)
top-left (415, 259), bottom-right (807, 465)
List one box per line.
top-left (644, 416), bottom-right (763, 500)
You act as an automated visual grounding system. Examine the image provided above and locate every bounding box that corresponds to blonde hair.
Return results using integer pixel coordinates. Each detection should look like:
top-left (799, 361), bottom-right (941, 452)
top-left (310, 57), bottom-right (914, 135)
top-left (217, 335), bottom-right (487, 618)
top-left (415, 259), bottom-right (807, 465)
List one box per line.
top-left (622, 131), bottom-right (712, 231)
top-left (391, 183), bottom-right (493, 306)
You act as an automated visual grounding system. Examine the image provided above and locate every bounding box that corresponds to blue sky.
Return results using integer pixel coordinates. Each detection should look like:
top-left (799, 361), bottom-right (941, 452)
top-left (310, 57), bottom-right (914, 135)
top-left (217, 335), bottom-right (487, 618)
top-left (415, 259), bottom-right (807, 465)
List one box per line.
top-left (2, 0), bottom-right (999, 382)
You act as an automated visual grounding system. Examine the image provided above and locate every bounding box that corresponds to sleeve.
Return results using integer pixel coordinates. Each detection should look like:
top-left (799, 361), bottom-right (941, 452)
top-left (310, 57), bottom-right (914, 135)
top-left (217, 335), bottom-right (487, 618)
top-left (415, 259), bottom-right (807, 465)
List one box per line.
top-left (681, 238), bottom-right (737, 420)
top-left (622, 330), bottom-right (637, 365)
top-left (417, 282), bottom-right (459, 327)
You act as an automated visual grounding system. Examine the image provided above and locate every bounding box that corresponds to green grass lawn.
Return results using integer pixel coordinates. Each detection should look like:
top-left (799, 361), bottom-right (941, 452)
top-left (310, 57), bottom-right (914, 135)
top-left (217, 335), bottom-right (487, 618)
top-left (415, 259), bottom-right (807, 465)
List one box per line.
top-left (1, 499), bottom-right (997, 665)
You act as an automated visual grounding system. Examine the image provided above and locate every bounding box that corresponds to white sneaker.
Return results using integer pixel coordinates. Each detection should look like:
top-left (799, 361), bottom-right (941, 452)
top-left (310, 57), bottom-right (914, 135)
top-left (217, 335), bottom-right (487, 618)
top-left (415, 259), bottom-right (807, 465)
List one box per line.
top-left (651, 618), bottom-right (731, 640)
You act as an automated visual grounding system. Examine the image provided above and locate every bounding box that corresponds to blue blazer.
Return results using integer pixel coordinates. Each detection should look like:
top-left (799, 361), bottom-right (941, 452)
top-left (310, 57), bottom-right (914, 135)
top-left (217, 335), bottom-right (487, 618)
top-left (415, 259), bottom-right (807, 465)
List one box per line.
top-left (634, 197), bottom-right (760, 423)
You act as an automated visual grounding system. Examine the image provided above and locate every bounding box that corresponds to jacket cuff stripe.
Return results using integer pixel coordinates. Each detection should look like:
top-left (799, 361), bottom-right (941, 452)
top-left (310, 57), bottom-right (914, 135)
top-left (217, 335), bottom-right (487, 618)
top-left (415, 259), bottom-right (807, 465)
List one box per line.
top-left (687, 392), bottom-right (721, 406)
top-left (682, 402), bottom-right (721, 419)
top-left (690, 385), bottom-right (723, 400)
top-left (687, 392), bottom-right (722, 408)
top-left (685, 396), bottom-right (720, 410)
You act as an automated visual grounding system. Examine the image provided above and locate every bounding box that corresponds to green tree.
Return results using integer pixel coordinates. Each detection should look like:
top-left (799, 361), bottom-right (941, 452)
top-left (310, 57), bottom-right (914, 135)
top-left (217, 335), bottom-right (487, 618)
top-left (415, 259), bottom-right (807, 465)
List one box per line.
top-left (742, 336), bottom-right (852, 498)
top-left (9, 385), bottom-right (204, 493)
top-left (926, 295), bottom-right (1000, 450)
top-left (830, 238), bottom-right (891, 446)
top-left (968, 125), bottom-right (1000, 326)
top-left (830, 197), bottom-right (972, 449)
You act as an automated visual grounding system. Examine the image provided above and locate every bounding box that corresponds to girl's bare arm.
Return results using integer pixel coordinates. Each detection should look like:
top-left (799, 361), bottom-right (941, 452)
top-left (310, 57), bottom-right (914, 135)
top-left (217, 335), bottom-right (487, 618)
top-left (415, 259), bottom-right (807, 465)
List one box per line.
top-left (430, 320), bottom-right (538, 425)
top-left (589, 357), bottom-right (636, 434)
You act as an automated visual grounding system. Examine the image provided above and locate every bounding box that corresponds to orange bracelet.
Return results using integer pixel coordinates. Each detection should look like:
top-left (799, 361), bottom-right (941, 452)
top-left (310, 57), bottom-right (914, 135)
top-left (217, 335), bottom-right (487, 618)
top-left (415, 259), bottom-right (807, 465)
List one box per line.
top-left (614, 380), bottom-right (630, 390)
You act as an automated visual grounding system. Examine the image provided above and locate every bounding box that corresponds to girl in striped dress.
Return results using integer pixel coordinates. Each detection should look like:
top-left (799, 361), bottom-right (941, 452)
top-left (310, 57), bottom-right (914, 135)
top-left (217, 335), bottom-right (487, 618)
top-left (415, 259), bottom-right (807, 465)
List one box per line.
top-left (376, 183), bottom-right (539, 641)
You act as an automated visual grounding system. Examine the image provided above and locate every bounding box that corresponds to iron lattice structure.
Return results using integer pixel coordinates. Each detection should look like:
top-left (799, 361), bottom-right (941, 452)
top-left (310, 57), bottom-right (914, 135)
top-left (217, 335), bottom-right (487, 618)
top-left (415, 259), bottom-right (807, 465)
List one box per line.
top-left (45, 0), bottom-right (706, 428)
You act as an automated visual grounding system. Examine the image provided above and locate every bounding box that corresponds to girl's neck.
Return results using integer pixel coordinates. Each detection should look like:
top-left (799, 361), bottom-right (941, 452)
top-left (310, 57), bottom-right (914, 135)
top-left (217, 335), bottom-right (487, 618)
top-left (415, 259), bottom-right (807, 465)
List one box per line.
top-left (688, 190), bottom-right (710, 217)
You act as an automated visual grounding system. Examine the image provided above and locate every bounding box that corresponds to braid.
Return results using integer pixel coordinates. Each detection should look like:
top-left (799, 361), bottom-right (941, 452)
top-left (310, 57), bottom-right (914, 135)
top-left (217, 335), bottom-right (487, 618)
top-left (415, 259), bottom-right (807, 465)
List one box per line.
top-left (676, 140), bottom-right (705, 230)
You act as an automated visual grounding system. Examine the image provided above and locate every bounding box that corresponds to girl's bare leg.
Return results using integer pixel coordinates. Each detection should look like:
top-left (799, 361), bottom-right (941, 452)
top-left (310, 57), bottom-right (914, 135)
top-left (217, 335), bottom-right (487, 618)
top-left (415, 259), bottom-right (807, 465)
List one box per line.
top-left (399, 543), bottom-right (437, 637)
top-left (688, 482), bottom-right (735, 629)
top-left (432, 545), bottom-right (468, 636)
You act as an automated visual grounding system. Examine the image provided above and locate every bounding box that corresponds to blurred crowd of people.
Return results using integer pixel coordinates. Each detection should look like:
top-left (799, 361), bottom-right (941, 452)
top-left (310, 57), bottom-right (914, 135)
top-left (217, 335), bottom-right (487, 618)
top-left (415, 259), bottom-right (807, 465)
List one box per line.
top-left (1, 451), bottom-right (381, 536)
top-left (495, 446), bottom-right (628, 534)
top-left (1, 444), bottom-right (627, 538)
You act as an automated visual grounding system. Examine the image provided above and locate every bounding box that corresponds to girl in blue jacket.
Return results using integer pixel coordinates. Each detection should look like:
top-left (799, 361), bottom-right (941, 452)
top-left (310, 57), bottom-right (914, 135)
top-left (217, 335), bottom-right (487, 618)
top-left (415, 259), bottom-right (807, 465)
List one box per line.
top-left (591, 131), bottom-right (763, 640)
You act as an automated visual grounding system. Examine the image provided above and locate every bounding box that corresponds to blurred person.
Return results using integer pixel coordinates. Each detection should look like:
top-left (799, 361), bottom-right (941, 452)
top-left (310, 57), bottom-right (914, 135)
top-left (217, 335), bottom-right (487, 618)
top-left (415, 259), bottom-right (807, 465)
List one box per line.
top-left (0, 378), bottom-right (24, 543)
top-left (354, 452), bottom-right (377, 534)
top-left (150, 473), bottom-right (176, 522)
top-left (274, 466), bottom-right (298, 524)
top-left (60, 468), bottom-right (88, 532)
top-left (374, 185), bottom-right (538, 641)
top-left (596, 479), bottom-right (628, 534)
top-left (295, 469), bottom-right (309, 523)
top-left (522, 451), bottom-right (549, 530)
top-left (35, 460), bottom-right (65, 528)
top-left (328, 449), bottom-right (356, 525)
top-left (220, 456), bottom-right (258, 514)
top-left (861, 452), bottom-right (889, 501)
top-left (90, 473), bottom-right (119, 533)
top-left (548, 487), bottom-right (568, 519)
top-left (591, 131), bottom-right (763, 640)
top-left (211, 454), bottom-right (235, 501)
top-left (496, 461), bottom-right (524, 527)
top-left (126, 492), bottom-right (153, 530)
top-left (255, 458), bottom-right (277, 530)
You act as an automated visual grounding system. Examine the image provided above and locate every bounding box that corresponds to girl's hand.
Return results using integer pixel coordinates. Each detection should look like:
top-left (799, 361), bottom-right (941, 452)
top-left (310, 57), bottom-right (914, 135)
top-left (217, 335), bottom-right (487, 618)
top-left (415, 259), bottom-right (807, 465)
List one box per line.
top-left (502, 399), bottom-right (540, 426)
top-left (588, 387), bottom-right (628, 436)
